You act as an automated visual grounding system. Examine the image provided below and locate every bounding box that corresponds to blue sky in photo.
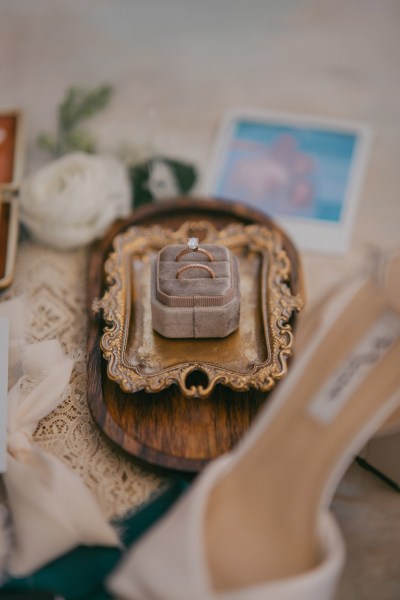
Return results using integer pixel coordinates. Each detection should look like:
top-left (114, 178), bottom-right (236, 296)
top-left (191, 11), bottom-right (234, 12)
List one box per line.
top-left (215, 120), bottom-right (358, 222)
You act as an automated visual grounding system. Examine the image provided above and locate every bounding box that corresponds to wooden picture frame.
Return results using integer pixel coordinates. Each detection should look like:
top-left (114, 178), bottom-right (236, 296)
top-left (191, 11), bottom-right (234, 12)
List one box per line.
top-left (0, 109), bottom-right (24, 289)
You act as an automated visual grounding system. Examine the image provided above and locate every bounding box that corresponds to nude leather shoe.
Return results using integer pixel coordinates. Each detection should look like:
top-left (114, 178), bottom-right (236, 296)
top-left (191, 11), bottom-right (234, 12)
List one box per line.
top-left (108, 257), bottom-right (400, 600)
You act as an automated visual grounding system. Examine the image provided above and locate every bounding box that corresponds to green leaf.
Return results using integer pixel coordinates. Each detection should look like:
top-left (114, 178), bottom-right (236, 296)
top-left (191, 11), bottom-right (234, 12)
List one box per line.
top-left (37, 83), bottom-right (113, 157)
top-left (64, 128), bottom-right (97, 154)
top-left (36, 133), bottom-right (58, 156)
top-left (59, 84), bottom-right (113, 130)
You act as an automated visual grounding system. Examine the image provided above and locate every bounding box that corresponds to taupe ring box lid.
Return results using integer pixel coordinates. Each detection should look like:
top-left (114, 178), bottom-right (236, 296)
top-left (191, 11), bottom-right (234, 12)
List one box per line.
top-left (151, 243), bottom-right (240, 338)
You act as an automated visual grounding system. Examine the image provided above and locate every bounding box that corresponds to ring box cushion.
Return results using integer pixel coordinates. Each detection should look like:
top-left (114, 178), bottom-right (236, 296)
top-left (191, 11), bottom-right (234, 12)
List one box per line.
top-left (151, 244), bottom-right (240, 338)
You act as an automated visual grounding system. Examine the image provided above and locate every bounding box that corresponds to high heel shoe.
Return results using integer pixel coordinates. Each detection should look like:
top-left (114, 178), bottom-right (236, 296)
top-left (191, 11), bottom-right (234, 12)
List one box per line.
top-left (108, 255), bottom-right (400, 600)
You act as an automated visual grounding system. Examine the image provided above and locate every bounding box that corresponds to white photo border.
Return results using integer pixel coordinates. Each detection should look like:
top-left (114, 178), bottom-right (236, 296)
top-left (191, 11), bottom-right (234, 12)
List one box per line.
top-left (203, 109), bottom-right (372, 254)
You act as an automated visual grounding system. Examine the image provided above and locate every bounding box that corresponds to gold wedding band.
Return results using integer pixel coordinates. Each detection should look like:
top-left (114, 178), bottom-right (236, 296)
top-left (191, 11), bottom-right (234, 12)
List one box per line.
top-left (175, 237), bottom-right (213, 262)
top-left (176, 263), bottom-right (216, 279)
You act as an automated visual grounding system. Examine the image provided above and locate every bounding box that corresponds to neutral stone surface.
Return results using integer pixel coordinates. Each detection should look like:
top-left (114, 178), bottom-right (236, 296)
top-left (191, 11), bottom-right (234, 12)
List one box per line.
top-left (1, 1), bottom-right (399, 597)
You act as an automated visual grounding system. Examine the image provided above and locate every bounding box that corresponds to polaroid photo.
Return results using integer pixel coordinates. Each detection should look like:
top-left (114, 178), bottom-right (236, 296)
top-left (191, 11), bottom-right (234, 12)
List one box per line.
top-left (204, 110), bottom-right (372, 254)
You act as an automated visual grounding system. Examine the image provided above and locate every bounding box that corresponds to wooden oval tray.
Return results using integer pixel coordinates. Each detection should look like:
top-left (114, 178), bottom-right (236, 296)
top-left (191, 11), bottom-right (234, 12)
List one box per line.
top-left (87, 197), bottom-right (304, 472)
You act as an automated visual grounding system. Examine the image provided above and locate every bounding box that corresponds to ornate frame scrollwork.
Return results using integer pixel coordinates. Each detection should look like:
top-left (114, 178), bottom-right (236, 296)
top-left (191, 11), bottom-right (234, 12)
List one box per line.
top-left (97, 221), bottom-right (304, 399)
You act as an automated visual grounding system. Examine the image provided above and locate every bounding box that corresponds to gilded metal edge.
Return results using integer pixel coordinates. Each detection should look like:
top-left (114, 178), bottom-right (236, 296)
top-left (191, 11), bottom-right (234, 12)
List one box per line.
top-left (98, 221), bottom-right (304, 399)
top-left (0, 198), bottom-right (19, 290)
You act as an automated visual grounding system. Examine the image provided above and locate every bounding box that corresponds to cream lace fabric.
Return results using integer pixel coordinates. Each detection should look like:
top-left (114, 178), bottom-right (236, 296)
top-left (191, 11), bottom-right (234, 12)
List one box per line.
top-left (1, 240), bottom-right (164, 520)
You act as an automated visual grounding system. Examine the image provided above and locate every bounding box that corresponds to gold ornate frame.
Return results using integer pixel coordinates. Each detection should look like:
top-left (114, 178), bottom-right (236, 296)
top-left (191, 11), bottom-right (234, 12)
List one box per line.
top-left (97, 221), bottom-right (304, 399)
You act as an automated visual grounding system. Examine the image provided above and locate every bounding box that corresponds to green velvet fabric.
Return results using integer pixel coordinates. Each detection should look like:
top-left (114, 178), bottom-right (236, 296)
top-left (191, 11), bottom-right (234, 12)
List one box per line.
top-left (0, 480), bottom-right (190, 600)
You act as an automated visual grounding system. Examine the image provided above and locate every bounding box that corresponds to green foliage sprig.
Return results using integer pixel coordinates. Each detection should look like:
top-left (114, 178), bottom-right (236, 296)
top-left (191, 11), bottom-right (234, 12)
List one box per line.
top-left (38, 84), bottom-right (113, 158)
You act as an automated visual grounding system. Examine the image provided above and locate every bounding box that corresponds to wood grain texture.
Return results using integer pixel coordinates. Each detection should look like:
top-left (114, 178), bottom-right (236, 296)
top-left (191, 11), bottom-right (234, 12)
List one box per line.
top-left (0, 114), bottom-right (17, 184)
top-left (0, 202), bottom-right (10, 280)
top-left (87, 197), bottom-right (304, 472)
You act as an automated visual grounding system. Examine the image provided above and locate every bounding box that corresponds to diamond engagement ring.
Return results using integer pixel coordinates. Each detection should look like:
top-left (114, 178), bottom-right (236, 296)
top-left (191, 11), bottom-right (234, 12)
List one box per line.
top-left (175, 237), bottom-right (213, 262)
top-left (176, 263), bottom-right (216, 279)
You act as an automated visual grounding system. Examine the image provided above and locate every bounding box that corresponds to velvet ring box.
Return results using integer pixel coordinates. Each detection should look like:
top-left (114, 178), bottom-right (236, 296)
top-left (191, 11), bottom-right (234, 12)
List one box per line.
top-left (151, 243), bottom-right (240, 338)
top-left (0, 109), bottom-right (25, 290)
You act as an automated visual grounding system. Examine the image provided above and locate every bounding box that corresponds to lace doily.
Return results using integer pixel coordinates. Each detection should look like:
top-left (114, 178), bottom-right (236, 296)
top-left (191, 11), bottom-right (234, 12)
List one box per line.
top-left (0, 240), bottom-right (165, 519)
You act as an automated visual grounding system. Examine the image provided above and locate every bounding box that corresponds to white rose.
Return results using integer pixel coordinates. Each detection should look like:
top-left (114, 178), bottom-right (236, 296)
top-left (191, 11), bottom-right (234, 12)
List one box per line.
top-left (20, 152), bottom-right (131, 249)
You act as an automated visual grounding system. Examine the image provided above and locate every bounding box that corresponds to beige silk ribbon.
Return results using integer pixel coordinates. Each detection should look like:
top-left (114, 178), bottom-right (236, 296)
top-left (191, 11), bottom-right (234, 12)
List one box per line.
top-left (0, 297), bottom-right (119, 576)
